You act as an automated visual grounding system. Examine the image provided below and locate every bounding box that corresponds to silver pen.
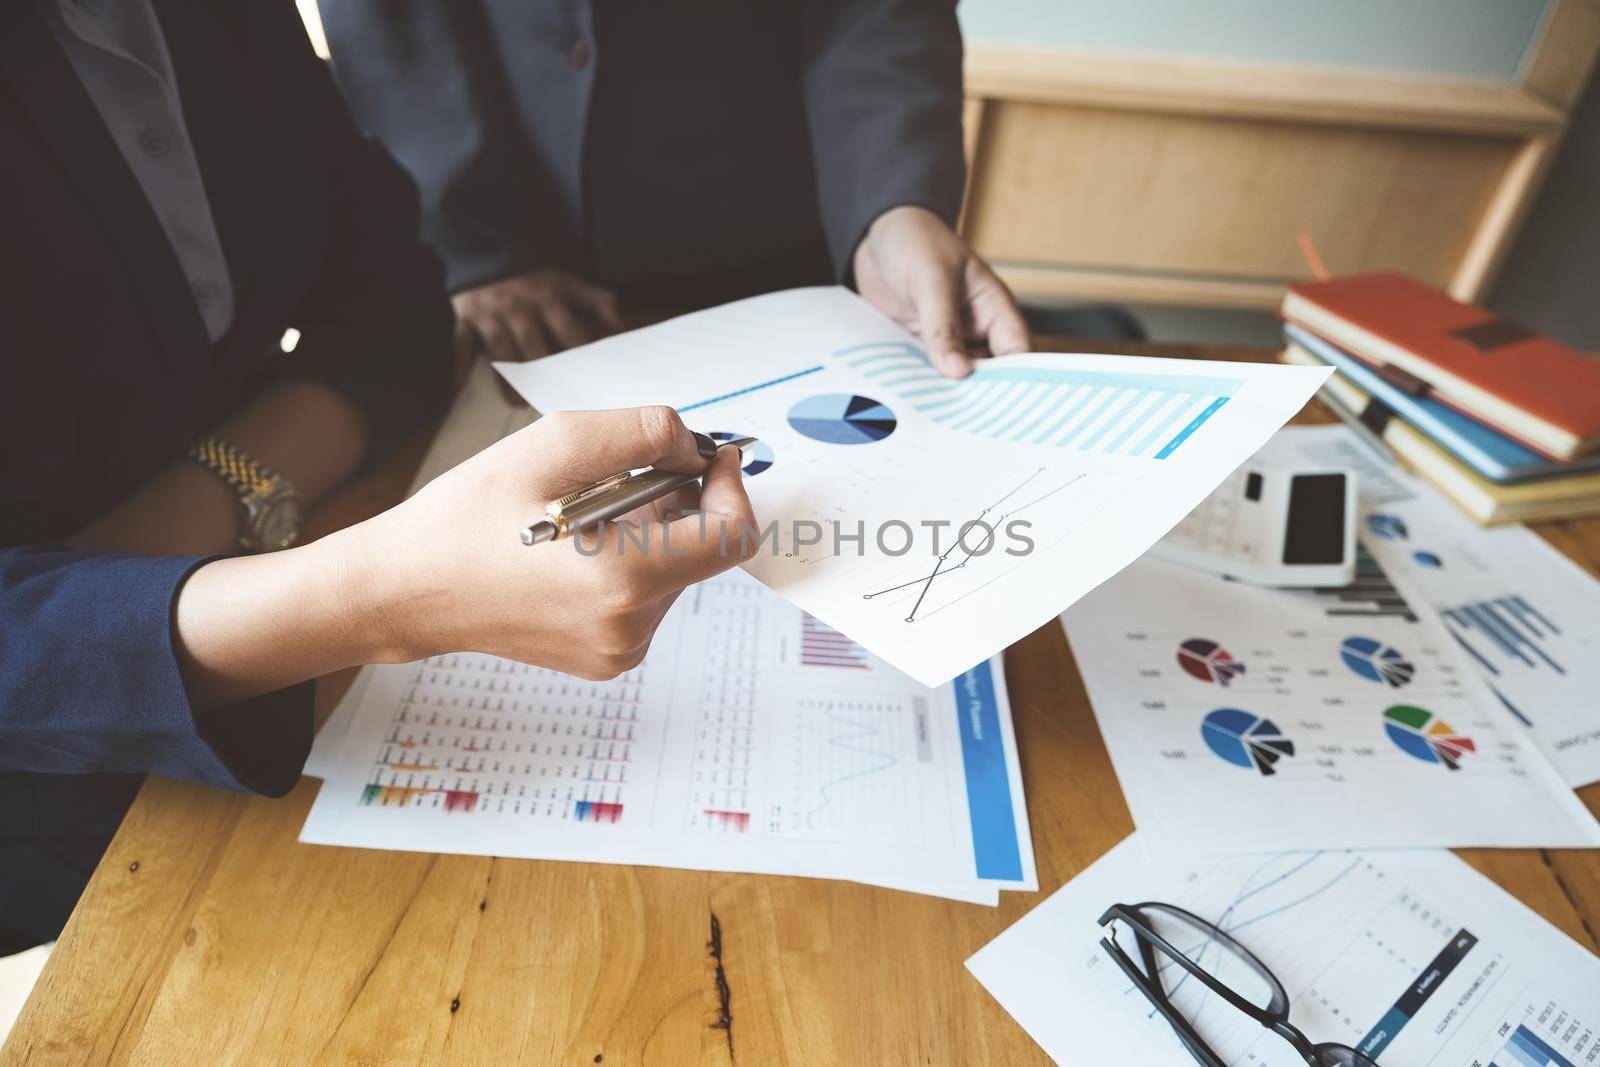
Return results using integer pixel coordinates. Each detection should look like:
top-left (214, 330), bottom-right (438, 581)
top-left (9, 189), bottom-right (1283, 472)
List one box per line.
top-left (520, 436), bottom-right (758, 545)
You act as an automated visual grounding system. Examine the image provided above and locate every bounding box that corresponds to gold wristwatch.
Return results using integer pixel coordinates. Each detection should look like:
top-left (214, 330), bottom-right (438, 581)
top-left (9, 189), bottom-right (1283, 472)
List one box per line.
top-left (187, 435), bottom-right (305, 553)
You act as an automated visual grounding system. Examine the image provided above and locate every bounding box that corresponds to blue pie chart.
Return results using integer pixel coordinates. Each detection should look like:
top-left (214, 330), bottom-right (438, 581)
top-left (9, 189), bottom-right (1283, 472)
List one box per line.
top-left (707, 432), bottom-right (775, 476)
top-left (786, 394), bottom-right (897, 445)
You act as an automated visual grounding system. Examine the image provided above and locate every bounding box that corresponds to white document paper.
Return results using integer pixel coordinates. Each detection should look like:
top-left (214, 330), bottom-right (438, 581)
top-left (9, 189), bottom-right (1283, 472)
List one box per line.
top-left (1060, 548), bottom-right (1600, 855)
top-left (301, 571), bottom-right (1035, 903)
top-left (967, 834), bottom-right (1600, 1066)
top-left (1280, 425), bottom-right (1600, 788)
top-left (494, 287), bottom-right (1329, 687)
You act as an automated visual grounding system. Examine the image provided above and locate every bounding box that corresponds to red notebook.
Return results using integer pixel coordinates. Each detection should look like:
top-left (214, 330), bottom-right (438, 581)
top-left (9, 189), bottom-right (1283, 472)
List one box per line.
top-left (1281, 272), bottom-right (1600, 459)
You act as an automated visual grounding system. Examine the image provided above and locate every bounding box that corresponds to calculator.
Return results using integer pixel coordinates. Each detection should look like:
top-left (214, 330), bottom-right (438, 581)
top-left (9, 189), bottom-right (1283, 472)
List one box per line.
top-left (1151, 465), bottom-right (1357, 587)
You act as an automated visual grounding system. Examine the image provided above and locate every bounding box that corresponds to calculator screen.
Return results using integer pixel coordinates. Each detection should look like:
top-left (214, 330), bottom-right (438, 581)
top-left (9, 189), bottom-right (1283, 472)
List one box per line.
top-left (1281, 473), bottom-right (1347, 564)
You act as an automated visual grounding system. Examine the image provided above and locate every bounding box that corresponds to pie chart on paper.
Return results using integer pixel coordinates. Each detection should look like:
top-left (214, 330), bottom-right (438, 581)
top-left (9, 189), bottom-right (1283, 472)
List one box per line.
top-left (1176, 638), bottom-right (1245, 686)
top-left (707, 431), bottom-right (775, 476)
top-left (1383, 705), bottom-right (1476, 770)
top-left (786, 394), bottom-right (898, 445)
top-left (1200, 708), bottom-right (1295, 776)
top-left (1339, 636), bottom-right (1416, 688)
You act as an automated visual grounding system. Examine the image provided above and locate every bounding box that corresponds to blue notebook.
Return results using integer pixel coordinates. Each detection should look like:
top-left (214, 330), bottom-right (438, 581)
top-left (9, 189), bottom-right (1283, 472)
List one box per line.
top-left (1286, 324), bottom-right (1600, 484)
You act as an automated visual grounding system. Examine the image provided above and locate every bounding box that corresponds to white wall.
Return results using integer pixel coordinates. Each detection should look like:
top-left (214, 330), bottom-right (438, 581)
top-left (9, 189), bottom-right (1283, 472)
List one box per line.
top-left (958, 0), bottom-right (1550, 82)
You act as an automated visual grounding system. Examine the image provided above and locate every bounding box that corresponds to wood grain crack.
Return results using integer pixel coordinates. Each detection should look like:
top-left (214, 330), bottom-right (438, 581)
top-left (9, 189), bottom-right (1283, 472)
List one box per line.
top-left (707, 910), bottom-right (734, 1062)
top-left (1540, 848), bottom-right (1599, 950)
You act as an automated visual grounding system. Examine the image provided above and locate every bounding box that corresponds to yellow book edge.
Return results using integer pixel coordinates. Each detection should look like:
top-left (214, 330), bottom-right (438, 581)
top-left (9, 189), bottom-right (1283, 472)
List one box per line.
top-left (1281, 343), bottom-right (1600, 526)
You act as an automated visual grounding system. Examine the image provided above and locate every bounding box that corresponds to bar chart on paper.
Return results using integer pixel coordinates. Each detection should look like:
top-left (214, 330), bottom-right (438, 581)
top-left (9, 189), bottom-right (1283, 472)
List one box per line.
top-left (834, 342), bottom-right (1244, 458)
top-left (1442, 596), bottom-right (1566, 677)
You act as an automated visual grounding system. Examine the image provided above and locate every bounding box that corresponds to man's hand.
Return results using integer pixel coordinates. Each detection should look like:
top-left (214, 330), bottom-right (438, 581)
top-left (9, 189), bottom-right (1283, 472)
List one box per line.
top-left (452, 266), bottom-right (625, 363)
top-left (852, 205), bottom-right (1030, 378)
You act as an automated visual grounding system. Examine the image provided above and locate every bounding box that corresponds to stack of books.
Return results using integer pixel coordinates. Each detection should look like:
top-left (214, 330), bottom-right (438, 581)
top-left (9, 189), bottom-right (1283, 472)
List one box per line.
top-left (1278, 272), bottom-right (1600, 525)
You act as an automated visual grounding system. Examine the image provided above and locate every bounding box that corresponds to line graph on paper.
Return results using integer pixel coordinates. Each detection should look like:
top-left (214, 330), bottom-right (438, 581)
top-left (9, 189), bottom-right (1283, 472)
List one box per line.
top-left (860, 466), bottom-right (1089, 623)
top-left (767, 694), bottom-right (927, 845)
top-left (1083, 852), bottom-right (1489, 1065)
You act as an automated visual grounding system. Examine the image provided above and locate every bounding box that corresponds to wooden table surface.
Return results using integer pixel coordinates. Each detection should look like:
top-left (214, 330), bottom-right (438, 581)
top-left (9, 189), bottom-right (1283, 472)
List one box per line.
top-left (6, 341), bottom-right (1599, 1066)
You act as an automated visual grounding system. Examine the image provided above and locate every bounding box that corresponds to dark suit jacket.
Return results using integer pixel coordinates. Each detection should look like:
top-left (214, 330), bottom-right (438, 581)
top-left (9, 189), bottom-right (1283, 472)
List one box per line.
top-left (0, 0), bottom-right (452, 950)
top-left (320, 0), bottom-right (965, 304)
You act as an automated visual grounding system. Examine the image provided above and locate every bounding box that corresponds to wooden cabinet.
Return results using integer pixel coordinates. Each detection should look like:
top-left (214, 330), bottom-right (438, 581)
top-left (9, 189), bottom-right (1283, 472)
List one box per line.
top-left (960, 0), bottom-right (1600, 309)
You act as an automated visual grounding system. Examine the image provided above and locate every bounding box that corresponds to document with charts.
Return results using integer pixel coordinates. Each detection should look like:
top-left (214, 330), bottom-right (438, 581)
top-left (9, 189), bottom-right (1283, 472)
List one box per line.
top-left (494, 287), bottom-right (1328, 687)
top-left (1059, 550), bottom-right (1600, 855)
top-left (1278, 425), bottom-right (1600, 788)
top-left (301, 571), bottom-right (1035, 902)
top-left (967, 834), bottom-right (1600, 1067)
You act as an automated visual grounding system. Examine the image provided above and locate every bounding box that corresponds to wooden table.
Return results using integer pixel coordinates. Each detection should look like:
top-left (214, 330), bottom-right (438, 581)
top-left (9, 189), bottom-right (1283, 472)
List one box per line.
top-left (6, 341), bottom-right (1599, 1065)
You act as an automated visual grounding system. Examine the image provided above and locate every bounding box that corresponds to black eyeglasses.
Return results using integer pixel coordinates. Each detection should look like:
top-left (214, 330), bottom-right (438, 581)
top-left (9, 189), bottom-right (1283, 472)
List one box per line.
top-left (1098, 901), bottom-right (1377, 1067)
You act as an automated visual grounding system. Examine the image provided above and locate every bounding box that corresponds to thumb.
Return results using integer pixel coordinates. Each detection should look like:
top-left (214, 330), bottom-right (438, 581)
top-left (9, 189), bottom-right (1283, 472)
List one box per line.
top-left (913, 269), bottom-right (973, 379)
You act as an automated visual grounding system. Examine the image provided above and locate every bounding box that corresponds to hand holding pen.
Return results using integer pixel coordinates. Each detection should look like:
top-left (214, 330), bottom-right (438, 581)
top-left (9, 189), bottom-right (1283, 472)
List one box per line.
top-left (347, 406), bottom-right (758, 680)
top-left (521, 435), bottom-right (757, 544)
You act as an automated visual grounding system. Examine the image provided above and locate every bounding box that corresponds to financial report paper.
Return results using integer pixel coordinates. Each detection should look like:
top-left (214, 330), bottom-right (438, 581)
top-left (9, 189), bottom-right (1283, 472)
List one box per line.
top-left (1280, 425), bottom-right (1600, 788)
top-left (494, 287), bottom-right (1329, 687)
top-left (301, 571), bottom-right (1036, 902)
top-left (1060, 548), bottom-right (1600, 854)
top-left (967, 835), bottom-right (1600, 1067)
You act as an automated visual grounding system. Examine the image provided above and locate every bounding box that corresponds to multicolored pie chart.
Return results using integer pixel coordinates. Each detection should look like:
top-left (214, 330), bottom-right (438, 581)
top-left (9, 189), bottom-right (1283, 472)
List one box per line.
top-left (1176, 638), bottom-right (1245, 687)
top-left (1383, 705), bottom-right (1476, 770)
top-left (786, 394), bottom-right (897, 445)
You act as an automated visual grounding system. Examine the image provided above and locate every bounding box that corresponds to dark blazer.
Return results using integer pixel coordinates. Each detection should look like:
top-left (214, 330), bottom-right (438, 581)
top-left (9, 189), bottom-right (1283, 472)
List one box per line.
top-left (319, 0), bottom-right (966, 304)
top-left (0, 0), bottom-right (452, 950)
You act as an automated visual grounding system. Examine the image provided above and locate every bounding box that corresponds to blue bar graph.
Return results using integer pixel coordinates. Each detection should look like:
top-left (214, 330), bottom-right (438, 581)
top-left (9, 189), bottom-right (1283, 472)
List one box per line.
top-left (836, 342), bottom-right (1243, 459)
top-left (1441, 595), bottom-right (1564, 676)
top-left (1491, 1025), bottom-right (1578, 1067)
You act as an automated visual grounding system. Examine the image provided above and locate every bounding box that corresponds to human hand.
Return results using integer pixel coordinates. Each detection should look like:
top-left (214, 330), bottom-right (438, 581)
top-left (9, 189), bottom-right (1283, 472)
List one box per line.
top-left (451, 266), bottom-right (625, 363)
top-left (353, 406), bottom-right (758, 678)
top-left (852, 205), bottom-right (1030, 378)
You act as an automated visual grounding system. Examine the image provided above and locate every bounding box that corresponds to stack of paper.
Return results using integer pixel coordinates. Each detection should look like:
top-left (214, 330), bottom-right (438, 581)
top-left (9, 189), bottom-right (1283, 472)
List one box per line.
top-left (303, 572), bottom-right (1036, 904)
top-left (1281, 424), bottom-right (1600, 788)
top-left (304, 286), bottom-right (1328, 901)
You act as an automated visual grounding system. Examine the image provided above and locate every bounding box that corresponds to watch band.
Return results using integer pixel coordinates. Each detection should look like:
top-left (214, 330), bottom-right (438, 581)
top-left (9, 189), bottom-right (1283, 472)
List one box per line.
top-left (187, 435), bottom-right (304, 553)
top-left (188, 435), bottom-right (284, 499)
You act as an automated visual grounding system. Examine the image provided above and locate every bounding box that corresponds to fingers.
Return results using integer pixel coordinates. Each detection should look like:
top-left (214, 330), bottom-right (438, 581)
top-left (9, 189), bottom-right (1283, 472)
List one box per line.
top-left (971, 261), bottom-right (1031, 357)
top-left (470, 311), bottom-right (520, 363)
top-left (527, 405), bottom-right (718, 488)
top-left (612, 449), bottom-right (759, 592)
top-left (572, 280), bottom-right (625, 335)
top-left (913, 268), bottom-right (974, 379)
top-left (622, 483), bottom-right (702, 527)
top-left (692, 443), bottom-right (758, 530)
top-left (541, 301), bottom-right (598, 351)
top-left (503, 312), bottom-right (552, 361)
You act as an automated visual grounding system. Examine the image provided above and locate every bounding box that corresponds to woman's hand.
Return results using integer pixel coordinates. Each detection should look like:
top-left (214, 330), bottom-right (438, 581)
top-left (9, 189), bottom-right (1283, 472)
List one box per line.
top-left (172, 407), bottom-right (758, 708)
top-left (355, 406), bottom-right (757, 677)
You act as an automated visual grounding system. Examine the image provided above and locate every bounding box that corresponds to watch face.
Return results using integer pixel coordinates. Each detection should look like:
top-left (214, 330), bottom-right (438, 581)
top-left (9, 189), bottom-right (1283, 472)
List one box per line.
top-left (257, 493), bottom-right (306, 551)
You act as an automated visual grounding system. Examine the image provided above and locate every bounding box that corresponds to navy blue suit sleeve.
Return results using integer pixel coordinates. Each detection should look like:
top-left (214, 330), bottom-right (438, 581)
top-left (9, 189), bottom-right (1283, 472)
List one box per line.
top-left (801, 0), bottom-right (967, 281)
top-left (0, 545), bottom-right (312, 797)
